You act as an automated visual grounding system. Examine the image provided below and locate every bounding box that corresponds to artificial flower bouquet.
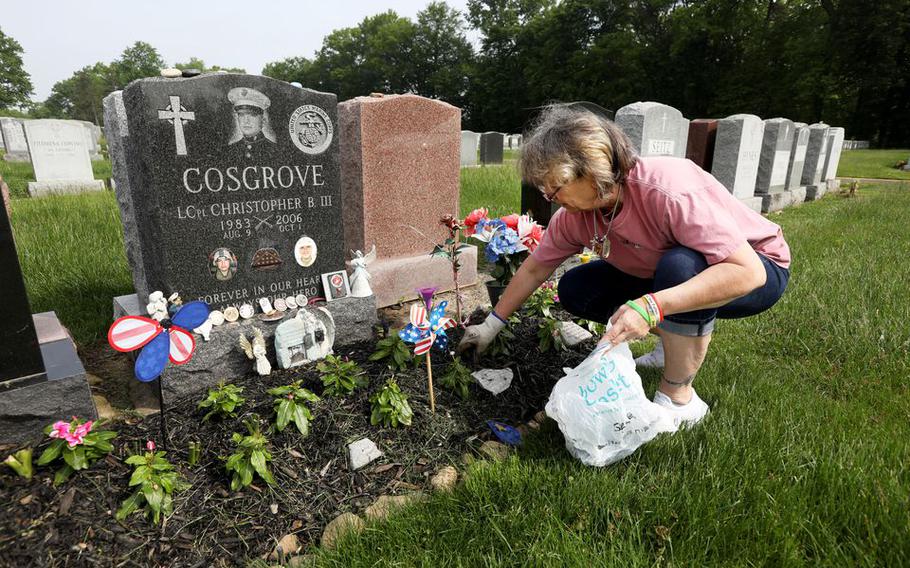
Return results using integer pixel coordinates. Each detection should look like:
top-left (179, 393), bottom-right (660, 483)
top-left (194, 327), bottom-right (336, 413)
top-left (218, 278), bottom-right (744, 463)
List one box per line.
top-left (463, 208), bottom-right (544, 286)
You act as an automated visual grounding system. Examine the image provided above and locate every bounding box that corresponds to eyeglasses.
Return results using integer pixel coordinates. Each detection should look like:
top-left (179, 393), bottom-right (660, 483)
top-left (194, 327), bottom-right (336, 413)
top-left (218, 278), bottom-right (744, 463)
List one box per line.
top-left (541, 185), bottom-right (564, 203)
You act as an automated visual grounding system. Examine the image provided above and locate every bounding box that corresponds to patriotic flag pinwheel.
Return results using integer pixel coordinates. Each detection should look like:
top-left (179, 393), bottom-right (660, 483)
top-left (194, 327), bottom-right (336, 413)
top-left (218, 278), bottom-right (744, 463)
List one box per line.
top-left (108, 301), bottom-right (211, 382)
top-left (399, 300), bottom-right (457, 355)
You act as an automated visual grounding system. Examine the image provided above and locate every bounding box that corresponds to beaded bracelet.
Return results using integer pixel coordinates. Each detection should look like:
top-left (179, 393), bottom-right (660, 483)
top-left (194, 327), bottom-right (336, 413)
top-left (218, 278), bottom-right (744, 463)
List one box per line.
top-left (624, 300), bottom-right (654, 327)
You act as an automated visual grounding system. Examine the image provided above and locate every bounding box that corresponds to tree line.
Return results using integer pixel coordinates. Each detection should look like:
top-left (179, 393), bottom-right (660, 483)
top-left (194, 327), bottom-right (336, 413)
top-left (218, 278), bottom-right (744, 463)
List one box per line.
top-left (3, 0), bottom-right (909, 146)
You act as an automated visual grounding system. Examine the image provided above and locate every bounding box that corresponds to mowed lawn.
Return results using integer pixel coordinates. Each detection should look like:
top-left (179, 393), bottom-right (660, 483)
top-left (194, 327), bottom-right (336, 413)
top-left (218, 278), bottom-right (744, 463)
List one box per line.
top-left (837, 148), bottom-right (910, 180)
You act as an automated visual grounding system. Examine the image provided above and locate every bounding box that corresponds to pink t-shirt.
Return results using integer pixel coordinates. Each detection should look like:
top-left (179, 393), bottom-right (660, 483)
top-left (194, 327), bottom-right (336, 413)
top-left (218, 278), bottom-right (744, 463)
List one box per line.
top-left (531, 157), bottom-right (791, 278)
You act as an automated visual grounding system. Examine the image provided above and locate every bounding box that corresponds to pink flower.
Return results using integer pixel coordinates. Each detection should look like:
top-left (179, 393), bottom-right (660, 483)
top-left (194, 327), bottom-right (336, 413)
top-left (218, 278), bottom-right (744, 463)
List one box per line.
top-left (461, 208), bottom-right (488, 236)
top-left (146, 440), bottom-right (156, 451)
top-left (502, 214), bottom-right (520, 231)
top-left (517, 215), bottom-right (544, 252)
top-left (553, 294), bottom-right (560, 303)
top-left (48, 419), bottom-right (92, 447)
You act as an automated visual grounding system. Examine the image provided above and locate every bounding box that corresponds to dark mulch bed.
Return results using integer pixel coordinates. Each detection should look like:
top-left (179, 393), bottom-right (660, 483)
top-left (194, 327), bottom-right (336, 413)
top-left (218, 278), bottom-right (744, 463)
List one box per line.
top-left (0, 309), bottom-right (593, 567)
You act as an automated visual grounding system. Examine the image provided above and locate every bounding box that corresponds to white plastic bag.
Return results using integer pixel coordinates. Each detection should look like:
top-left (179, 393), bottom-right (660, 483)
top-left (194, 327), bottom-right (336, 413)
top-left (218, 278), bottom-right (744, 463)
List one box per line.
top-left (545, 340), bottom-right (677, 466)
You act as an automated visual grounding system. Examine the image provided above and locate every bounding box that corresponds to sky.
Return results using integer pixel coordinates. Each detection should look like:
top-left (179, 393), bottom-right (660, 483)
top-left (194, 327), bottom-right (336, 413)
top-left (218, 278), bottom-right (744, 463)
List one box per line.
top-left (4, 0), bottom-right (475, 101)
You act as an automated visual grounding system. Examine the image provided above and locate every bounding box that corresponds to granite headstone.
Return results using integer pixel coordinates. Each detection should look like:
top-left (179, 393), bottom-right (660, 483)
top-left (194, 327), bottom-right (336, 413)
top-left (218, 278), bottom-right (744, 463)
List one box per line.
top-left (1, 117), bottom-right (30, 162)
top-left (711, 114), bottom-right (764, 212)
top-left (615, 101), bottom-right (688, 158)
top-left (0, 193), bottom-right (96, 443)
top-left (822, 127), bottom-right (845, 181)
top-left (783, 122), bottom-right (810, 207)
top-left (112, 74), bottom-right (344, 311)
top-left (685, 119), bottom-right (718, 171)
top-left (460, 130), bottom-right (480, 166)
top-left (339, 93), bottom-right (478, 307)
top-left (479, 132), bottom-right (503, 164)
top-left (755, 118), bottom-right (795, 212)
top-left (801, 123), bottom-right (830, 200)
top-left (23, 119), bottom-right (105, 196)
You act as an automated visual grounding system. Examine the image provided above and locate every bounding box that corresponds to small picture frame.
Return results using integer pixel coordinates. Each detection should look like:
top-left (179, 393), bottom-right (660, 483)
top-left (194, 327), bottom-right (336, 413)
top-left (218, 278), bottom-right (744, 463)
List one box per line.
top-left (321, 270), bottom-right (351, 302)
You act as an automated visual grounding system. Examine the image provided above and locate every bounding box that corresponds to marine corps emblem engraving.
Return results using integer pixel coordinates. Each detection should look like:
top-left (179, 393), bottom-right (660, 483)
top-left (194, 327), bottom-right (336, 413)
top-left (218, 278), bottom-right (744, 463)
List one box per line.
top-left (289, 105), bottom-right (333, 154)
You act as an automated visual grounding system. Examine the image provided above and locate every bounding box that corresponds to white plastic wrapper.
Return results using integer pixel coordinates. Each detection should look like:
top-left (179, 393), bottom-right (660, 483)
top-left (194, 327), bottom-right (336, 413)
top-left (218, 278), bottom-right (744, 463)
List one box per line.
top-left (545, 340), bottom-right (677, 466)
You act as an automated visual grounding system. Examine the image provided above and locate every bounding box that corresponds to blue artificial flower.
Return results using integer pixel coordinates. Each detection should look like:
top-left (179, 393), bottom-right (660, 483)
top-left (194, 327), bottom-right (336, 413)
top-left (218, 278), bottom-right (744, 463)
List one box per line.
top-left (476, 218), bottom-right (506, 235)
top-left (485, 227), bottom-right (521, 262)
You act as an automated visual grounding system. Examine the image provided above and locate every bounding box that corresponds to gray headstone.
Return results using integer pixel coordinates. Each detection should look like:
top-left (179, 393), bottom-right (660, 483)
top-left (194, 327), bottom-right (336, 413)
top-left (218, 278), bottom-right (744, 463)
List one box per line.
top-left (110, 74), bottom-right (344, 311)
top-left (785, 122), bottom-right (810, 192)
top-left (615, 101), bottom-right (688, 158)
top-left (1, 117), bottom-right (30, 161)
top-left (822, 127), bottom-right (845, 181)
top-left (479, 132), bottom-right (503, 164)
top-left (755, 118), bottom-right (794, 195)
top-left (23, 119), bottom-right (105, 196)
top-left (75, 120), bottom-right (102, 160)
top-left (801, 123), bottom-right (830, 193)
top-left (104, 91), bottom-right (148, 297)
top-left (711, 114), bottom-right (765, 211)
top-left (460, 130), bottom-right (480, 166)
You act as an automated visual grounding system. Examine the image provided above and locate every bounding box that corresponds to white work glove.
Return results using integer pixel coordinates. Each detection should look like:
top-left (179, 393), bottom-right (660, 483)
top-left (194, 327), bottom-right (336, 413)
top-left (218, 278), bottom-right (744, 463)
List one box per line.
top-left (457, 312), bottom-right (507, 356)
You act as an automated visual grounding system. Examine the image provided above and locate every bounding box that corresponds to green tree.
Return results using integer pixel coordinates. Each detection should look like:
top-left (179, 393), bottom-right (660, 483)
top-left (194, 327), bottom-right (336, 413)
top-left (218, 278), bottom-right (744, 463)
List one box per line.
top-left (111, 41), bottom-right (165, 88)
top-left (261, 56), bottom-right (316, 84)
top-left (412, 2), bottom-right (475, 110)
top-left (0, 27), bottom-right (34, 110)
top-left (42, 63), bottom-right (111, 123)
top-left (175, 57), bottom-right (245, 74)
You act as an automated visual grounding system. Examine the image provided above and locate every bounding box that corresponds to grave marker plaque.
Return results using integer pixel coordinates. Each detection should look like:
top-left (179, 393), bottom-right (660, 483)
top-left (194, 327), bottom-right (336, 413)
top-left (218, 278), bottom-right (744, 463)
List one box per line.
top-left (116, 74), bottom-right (344, 310)
top-left (479, 132), bottom-right (503, 164)
top-left (686, 119), bottom-right (718, 171)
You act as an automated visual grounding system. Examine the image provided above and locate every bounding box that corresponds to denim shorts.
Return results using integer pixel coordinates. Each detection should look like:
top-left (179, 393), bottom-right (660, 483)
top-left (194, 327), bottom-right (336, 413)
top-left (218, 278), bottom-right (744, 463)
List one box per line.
top-left (557, 246), bottom-right (790, 337)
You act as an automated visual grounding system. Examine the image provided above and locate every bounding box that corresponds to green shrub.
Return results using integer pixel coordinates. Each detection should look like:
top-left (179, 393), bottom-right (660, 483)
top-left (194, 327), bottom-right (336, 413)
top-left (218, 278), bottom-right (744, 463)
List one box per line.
top-left (197, 382), bottom-right (245, 421)
top-left (225, 417), bottom-right (275, 491)
top-left (370, 378), bottom-right (413, 428)
top-left (318, 354), bottom-right (367, 396)
top-left (117, 442), bottom-right (188, 524)
top-left (369, 334), bottom-right (417, 371)
top-left (537, 318), bottom-right (567, 353)
top-left (439, 358), bottom-right (473, 400)
top-left (267, 381), bottom-right (320, 437)
top-left (487, 313), bottom-right (520, 358)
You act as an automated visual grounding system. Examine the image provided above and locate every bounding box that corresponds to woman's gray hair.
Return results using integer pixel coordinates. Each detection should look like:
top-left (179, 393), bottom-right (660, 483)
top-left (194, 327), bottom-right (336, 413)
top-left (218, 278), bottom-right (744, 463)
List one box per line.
top-left (520, 104), bottom-right (638, 199)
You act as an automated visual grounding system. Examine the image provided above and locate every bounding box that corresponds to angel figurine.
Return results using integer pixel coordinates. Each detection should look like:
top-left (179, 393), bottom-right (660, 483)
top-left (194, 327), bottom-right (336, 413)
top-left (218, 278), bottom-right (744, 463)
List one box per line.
top-left (146, 291), bottom-right (168, 322)
top-left (349, 245), bottom-right (377, 298)
top-left (238, 327), bottom-right (271, 376)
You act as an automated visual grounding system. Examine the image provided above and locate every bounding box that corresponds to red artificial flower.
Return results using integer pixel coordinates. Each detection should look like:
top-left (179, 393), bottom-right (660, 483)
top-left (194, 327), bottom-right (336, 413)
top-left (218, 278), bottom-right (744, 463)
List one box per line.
top-left (462, 208), bottom-right (488, 236)
top-left (440, 214), bottom-right (461, 231)
top-left (502, 214), bottom-right (520, 231)
top-left (518, 215), bottom-right (544, 252)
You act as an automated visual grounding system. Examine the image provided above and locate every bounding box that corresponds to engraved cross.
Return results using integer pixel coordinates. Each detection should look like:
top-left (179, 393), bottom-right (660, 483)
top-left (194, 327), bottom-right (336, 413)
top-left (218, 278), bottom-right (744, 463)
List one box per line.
top-left (660, 111), bottom-right (668, 133)
top-left (158, 95), bottom-right (195, 156)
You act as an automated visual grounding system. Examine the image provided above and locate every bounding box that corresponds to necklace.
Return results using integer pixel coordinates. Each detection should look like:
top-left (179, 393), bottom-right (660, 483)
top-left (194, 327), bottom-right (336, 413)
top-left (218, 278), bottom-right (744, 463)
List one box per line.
top-left (590, 185), bottom-right (623, 260)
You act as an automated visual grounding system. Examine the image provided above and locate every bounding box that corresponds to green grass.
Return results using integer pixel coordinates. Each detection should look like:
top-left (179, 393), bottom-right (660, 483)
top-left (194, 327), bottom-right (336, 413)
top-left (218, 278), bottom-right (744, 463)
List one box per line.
top-left (0, 152), bottom-right (112, 198)
top-left (310, 185), bottom-right (910, 566)
top-left (837, 148), bottom-right (910, 180)
top-left (11, 191), bottom-right (132, 345)
top-left (460, 164), bottom-right (521, 218)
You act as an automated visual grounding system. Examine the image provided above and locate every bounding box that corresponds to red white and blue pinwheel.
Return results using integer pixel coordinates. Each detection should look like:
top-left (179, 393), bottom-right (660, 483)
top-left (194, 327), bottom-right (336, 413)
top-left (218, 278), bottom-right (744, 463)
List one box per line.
top-left (399, 300), bottom-right (457, 355)
top-left (108, 301), bottom-right (211, 382)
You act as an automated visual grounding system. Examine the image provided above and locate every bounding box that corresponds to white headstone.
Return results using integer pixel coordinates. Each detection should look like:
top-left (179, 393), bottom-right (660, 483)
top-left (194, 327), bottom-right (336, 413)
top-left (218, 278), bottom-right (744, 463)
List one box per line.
top-left (785, 123), bottom-right (810, 192)
top-left (23, 119), bottom-right (104, 196)
top-left (615, 101), bottom-right (689, 158)
top-left (460, 130), bottom-right (480, 166)
top-left (822, 127), bottom-right (845, 181)
top-left (1, 117), bottom-right (30, 162)
top-left (711, 114), bottom-right (764, 211)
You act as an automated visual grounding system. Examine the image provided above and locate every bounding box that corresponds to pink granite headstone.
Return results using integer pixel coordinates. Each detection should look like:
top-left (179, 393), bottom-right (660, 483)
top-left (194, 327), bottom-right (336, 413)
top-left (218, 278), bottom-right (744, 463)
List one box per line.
top-left (339, 94), bottom-right (478, 307)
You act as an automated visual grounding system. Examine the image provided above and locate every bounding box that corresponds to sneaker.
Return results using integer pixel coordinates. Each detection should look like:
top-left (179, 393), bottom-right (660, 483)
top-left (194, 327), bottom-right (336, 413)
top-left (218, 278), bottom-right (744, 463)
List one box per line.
top-left (653, 389), bottom-right (709, 428)
top-left (634, 339), bottom-right (664, 368)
